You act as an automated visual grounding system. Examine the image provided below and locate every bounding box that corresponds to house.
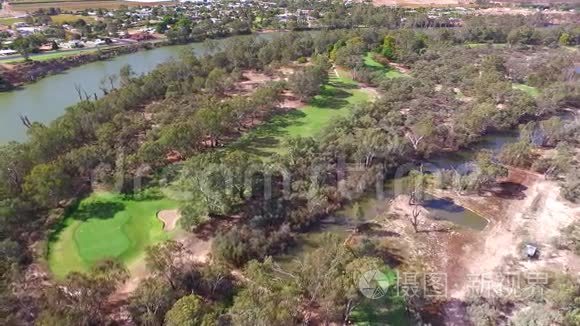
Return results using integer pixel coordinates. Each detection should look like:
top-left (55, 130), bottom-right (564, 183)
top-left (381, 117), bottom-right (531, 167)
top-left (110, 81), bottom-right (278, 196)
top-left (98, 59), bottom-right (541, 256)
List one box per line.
top-left (60, 40), bottom-right (84, 49)
top-left (16, 26), bottom-right (44, 36)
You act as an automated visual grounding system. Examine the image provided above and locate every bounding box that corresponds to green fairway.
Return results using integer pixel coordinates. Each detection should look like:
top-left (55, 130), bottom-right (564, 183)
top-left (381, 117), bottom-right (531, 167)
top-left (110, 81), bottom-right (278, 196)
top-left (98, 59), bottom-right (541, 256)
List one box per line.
top-left (231, 74), bottom-right (369, 157)
top-left (513, 83), bottom-right (539, 97)
top-left (363, 52), bottom-right (405, 79)
top-left (48, 191), bottom-right (178, 278)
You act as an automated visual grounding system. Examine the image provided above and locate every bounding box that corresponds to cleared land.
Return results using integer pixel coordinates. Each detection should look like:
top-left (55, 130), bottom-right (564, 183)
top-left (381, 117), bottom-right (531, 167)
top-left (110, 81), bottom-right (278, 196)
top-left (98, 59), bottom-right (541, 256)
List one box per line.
top-left (48, 191), bottom-right (178, 278)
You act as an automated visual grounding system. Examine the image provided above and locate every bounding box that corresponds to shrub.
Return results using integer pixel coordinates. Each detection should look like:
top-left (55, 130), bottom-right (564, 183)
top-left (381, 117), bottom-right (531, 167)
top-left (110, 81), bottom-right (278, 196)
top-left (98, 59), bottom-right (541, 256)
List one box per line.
top-left (212, 224), bottom-right (294, 267)
top-left (557, 222), bottom-right (580, 255)
top-left (561, 171), bottom-right (580, 203)
top-left (498, 141), bottom-right (534, 168)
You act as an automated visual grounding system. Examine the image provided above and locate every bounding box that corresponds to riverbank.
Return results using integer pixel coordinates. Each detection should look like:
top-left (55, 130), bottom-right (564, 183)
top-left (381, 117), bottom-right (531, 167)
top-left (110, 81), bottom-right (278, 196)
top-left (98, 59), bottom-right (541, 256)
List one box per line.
top-left (0, 41), bottom-right (165, 90)
top-left (0, 31), bottom-right (285, 143)
top-left (0, 29), bottom-right (276, 91)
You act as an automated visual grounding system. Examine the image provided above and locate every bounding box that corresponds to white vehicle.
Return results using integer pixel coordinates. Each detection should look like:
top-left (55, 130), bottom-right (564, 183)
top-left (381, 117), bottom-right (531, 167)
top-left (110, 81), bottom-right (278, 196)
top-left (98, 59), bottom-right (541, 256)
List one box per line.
top-left (0, 49), bottom-right (17, 56)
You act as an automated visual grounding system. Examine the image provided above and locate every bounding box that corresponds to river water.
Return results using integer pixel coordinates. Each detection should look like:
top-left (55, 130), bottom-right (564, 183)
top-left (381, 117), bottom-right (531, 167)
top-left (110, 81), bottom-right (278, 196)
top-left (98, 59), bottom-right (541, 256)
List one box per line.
top-left (0, 33), bottom-right (278, 143)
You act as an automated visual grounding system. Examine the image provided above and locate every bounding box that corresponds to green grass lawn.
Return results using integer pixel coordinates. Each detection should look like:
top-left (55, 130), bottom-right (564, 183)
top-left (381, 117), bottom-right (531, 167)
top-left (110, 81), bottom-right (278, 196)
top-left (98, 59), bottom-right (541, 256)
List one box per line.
top-left (513, 83), bottom-right (540, 97)
top-left (363, 52), bottom-right (406, 79)
top-left (0, 17), bottom-right (25, 26)
top-left (1, 48), bottom-right (100, 63)
top-left (48, 190), bottom-right (178, 279)
top-left (230, 74), bottom-right (369, 157)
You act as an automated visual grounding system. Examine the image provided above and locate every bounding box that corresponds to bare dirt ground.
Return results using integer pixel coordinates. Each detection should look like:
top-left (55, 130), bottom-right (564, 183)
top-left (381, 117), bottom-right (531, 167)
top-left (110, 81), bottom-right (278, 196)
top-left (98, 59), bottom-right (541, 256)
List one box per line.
top-left (383, 194), bottom-right (478, 291)
top-left (444, 169), bottom-right (580, 298)
top-left (279, 90), bottom-right (305, 109)
top-left (233, 70), bottom-right (282, 96)
top-left (231, 70), bottom-right (304, 110)
top-left (379, 167), bottom-right (579, 301)
top-left (157, 209), bottom-right (181, 231)
top-left (232, 63), bottom-right (307, 97)
top-left (389, 62), bottom-right (412, 75)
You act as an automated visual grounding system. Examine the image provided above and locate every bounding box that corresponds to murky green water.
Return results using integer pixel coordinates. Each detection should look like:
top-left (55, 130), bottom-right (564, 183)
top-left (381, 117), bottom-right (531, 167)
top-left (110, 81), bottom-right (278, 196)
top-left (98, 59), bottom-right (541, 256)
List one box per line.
top-left (278, 131), bottom-right (525, 264)
top-left (0, 33), bottom-right (280, 143)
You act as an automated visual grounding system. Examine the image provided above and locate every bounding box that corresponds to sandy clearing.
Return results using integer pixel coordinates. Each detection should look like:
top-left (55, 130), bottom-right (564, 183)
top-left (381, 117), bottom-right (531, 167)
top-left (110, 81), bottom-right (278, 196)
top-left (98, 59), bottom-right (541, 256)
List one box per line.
top-left (359, 85), bottom-right (380, 101)
top-left (233, 70), bottom-right (281, 95)
top-left (438, 168), bottom-right (580, 299)
top-left (376, 166), bottom-right (579, 302)
top-left (389, 62), bottom-right (411, 75)
top-left (279, 90), bottom-right (305, 109)
top-left (384, 194), bottom-right (476, 291)
top-left (157, 209), bottom-right (181, 231)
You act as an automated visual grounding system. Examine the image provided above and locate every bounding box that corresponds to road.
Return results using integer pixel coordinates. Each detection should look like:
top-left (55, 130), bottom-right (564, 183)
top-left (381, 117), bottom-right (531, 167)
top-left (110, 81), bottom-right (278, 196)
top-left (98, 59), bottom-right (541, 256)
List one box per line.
top-left (0, 38), bottom-right (161, 63)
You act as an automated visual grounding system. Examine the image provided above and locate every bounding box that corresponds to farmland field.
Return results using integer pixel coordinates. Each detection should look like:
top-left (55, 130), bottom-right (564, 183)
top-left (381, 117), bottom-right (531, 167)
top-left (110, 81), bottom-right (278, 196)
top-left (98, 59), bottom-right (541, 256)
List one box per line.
top-left (50, 13), bottom-right (96, 24)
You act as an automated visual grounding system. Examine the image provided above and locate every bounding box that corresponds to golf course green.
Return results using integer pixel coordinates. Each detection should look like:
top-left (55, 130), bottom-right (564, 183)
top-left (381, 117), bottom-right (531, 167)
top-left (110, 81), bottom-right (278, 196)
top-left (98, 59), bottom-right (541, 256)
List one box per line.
top-left (48, 191), bottom-right (178, 278)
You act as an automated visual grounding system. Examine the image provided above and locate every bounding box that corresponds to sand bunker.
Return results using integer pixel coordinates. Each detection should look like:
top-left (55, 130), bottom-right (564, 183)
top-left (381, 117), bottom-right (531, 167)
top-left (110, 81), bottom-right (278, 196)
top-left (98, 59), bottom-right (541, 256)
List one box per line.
top-left (157, 209), bottom-right (181, 231)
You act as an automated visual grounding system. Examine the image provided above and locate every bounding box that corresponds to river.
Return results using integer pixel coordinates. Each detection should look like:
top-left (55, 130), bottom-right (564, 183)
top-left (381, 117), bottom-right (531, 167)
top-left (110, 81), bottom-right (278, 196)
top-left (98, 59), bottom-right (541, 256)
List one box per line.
top-left (0, 33), bottom-right (279, 143)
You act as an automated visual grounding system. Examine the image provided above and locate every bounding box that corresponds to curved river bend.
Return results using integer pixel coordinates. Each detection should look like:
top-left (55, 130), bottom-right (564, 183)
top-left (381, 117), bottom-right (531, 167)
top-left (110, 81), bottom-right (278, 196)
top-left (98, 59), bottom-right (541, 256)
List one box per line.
top-left (0, 33), bottom-right (278, 143)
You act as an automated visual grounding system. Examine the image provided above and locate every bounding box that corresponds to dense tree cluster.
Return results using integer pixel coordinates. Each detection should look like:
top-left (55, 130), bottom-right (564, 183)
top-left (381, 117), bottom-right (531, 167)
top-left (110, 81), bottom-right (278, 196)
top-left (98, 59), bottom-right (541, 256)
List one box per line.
top-left (1, 15), bottom-right (579, 324)
top-left (466, 273), bottom-right (580, 326)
